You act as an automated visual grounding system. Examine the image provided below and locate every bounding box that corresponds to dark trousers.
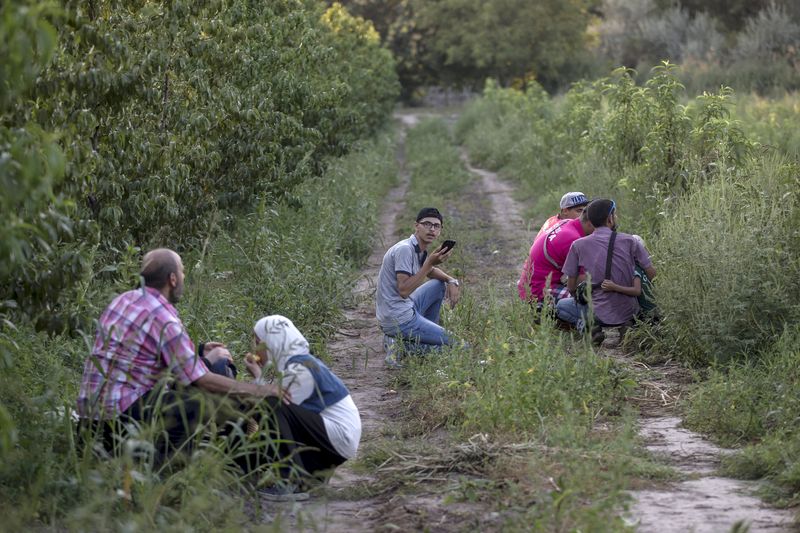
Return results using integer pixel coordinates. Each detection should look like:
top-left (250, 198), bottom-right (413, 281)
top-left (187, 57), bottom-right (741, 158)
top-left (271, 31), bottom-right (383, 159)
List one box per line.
top-left (243, 397), bottom-right (346, 483)
top-left (78, 385), bottom-right (221, 465)
top-left (80, 378), bottom-right (346, 482)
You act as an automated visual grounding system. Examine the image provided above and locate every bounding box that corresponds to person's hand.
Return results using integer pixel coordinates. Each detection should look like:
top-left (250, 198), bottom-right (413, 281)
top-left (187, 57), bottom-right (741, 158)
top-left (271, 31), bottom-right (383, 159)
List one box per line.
top-left (601, 279), bottom-right (617, 292)
top-left (425, 245), bottom-right (453, 267)
top-left (244, 353), bottom-right (262, 380)
top-left (205, 346), bottom-right (233, 366)
top-left (204, 341), bottom-right (225, 352)
top-left (259, 383), bottom-right (292, 405)
top-left (446, 282), bottom-right (461, 308)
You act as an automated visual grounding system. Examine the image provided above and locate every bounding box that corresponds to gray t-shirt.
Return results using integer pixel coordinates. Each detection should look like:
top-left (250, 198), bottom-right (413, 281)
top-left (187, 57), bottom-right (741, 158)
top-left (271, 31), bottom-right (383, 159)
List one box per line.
top-left (376, 235), bottom-right (426, 328)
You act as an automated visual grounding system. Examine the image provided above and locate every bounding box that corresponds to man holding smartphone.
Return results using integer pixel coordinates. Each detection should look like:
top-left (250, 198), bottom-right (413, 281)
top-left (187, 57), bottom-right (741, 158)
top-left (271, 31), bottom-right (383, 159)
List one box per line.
top-left (376, 207), bottom-right (462, 366)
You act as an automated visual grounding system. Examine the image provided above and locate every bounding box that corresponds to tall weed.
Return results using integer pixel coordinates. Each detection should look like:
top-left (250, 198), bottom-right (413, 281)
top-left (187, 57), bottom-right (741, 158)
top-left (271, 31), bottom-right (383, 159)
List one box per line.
top-left (654, 154), bottom-right (800, 363)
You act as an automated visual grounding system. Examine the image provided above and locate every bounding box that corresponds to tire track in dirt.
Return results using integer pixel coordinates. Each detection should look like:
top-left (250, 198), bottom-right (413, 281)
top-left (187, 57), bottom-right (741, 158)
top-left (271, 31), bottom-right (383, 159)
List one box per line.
top-left (277, 113), bottom-right (414, 531)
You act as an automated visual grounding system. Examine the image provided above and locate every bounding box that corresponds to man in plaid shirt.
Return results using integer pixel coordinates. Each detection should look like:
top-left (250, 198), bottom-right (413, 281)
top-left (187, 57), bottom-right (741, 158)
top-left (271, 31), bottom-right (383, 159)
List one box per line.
top-left (77, 248), bottom-right (285, 456)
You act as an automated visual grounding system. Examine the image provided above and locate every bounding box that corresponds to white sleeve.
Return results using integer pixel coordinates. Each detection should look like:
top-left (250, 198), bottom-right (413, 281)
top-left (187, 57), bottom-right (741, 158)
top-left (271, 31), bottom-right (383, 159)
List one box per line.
top-left (281, 363), bottom-right (316, 405)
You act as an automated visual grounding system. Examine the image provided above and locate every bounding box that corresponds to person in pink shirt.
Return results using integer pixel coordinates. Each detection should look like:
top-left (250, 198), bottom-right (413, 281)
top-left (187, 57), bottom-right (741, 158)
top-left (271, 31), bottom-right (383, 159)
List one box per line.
top-left (535, 191), bottom-right (589, 240)
top-left (517, 209), bottom-right (594, 304)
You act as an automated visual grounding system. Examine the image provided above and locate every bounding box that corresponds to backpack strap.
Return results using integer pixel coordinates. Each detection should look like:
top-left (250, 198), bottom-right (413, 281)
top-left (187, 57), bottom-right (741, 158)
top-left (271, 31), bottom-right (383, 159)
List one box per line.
top-left (541, 219), bottom-right (571, 270)
top-left (590, 230), bottom-right (617, 291)
top-left (603, 230), bottom-right (617, 281)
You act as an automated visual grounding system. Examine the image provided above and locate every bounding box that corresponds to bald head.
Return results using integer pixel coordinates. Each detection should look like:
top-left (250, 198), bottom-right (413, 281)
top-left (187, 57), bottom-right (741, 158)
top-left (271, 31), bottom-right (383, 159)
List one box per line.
top-left (141, 248), bottom-right (182, 290)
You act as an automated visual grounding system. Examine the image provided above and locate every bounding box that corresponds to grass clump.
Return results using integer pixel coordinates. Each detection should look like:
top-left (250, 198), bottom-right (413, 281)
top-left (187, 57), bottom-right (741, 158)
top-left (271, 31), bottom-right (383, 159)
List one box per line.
top-left (653, 154), bottom-right (800, 364)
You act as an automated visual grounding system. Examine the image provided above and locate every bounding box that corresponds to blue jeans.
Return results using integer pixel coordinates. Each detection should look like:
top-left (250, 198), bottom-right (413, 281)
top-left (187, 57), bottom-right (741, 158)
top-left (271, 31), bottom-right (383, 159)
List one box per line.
top-left (556, 297), bottom-right (589, 333)
top-left (382, 280), bottom-right (452, 351)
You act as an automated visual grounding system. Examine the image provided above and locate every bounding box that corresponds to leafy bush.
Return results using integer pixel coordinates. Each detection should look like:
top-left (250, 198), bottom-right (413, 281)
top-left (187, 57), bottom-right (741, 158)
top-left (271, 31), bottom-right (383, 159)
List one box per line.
top-left (1, 0), bottom-right (398, 332)
top-left (733, 3), bottom-right (800, 61)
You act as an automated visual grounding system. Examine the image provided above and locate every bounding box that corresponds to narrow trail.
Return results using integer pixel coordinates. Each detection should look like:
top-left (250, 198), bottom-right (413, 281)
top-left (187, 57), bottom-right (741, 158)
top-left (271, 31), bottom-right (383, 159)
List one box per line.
top-left (293, 115), bottom-right (415, 531)
top-left (612, 346), bottom-right (797, 532)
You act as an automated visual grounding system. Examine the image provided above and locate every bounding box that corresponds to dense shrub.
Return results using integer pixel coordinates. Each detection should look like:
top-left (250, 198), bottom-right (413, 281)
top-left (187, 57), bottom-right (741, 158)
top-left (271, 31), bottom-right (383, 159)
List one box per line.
top-left (654, 155), bottom-right (800, 363)
top-left (732, 3), bottom-right (800, 61)
top-left (1, 0), bottom-right (399, 332)
top-left (596, 0), bottom-right (800, 96)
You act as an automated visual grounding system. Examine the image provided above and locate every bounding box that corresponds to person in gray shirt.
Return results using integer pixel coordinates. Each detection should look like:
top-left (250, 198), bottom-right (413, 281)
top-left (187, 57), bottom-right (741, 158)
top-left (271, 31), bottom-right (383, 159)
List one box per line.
top-left (376, 207), bottom-right (462, 366)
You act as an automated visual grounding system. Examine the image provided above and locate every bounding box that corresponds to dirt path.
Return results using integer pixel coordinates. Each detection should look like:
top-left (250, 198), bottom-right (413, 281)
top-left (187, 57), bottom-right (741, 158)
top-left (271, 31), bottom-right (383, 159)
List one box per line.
top-left (606, 343), bottom-right (797, 532)
top-left (281, 114), bottom-right (414, 531)
top-left (459, 150), bottom-right (525, 241)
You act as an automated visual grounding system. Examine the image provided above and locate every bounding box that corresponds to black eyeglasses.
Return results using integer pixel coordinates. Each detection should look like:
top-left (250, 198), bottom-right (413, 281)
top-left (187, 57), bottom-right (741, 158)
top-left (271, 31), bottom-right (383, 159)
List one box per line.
top-left (418, 221), bottom-right (443, 230)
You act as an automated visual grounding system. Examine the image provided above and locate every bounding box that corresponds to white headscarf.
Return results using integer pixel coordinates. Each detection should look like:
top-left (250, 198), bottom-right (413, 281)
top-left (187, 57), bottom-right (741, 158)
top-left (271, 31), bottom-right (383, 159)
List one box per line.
top-left (253, 315), bottom-right (310, 371)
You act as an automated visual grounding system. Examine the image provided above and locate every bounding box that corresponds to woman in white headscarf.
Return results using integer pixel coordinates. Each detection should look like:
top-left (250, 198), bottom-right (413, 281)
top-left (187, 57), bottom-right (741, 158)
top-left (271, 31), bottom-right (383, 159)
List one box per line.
top-left (245, 315), bottom-right (361, 501)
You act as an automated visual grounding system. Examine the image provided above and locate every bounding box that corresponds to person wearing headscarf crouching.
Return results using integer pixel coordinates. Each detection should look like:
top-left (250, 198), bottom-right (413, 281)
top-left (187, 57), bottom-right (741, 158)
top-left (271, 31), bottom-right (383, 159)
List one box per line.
top-left (244, 315), bottom-right (361, 501)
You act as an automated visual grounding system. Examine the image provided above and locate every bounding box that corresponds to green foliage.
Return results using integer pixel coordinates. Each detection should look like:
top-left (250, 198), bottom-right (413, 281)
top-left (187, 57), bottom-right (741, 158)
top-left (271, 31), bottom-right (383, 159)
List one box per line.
top-left (413, 0), bottom-right (594, 89)
top-left (1, 0), bottom-right (398, 332)
top-left (654, 154), bottom-right (800, 363)
top-left (0, 1), bottom-right (70, 283)
top-left (457, 64), bottom-right (755, 230)
top-left (339, 0), bottom-right (599, 97)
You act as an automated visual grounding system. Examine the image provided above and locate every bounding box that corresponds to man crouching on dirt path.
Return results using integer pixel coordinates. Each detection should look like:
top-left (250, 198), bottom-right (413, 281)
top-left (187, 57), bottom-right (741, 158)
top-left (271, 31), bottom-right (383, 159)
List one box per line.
top-left (376, 207), bottom-right (462, 367)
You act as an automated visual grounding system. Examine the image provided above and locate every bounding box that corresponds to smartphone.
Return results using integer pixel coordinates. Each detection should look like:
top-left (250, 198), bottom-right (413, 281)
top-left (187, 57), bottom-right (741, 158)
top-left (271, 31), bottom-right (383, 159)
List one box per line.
top-left (439, 239), bottom-right (457, 253)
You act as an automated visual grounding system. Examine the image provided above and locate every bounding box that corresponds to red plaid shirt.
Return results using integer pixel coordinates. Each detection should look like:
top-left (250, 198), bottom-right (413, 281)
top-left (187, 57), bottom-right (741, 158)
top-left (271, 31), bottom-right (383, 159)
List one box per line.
top-left (77, 287), bottom-right (208, 419)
